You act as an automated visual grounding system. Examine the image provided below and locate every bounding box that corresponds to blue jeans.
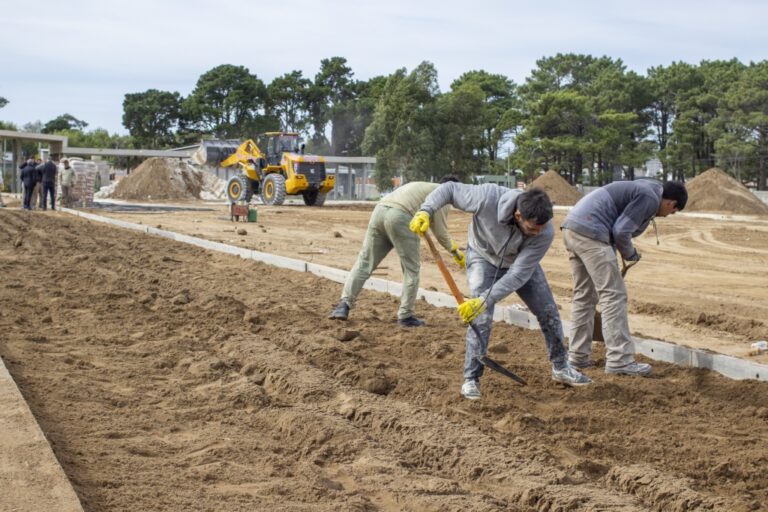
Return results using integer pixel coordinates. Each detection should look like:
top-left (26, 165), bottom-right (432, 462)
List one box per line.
top-left (464, 247), bottom-right (567, 381)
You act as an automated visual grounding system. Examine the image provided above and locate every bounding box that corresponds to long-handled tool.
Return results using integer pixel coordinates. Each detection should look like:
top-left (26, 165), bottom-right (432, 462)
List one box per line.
top-left (593, 256), bottom-right (637, 342)
top-left (422, 232), bottom-right (527, 386)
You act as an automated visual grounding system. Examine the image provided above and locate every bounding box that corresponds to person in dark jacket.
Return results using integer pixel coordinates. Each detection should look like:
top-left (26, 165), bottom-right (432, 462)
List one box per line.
top-left (561, 180), bottom-right (687, 376)
top-left (38, 158), bottom-right (58, 210)
top-left (20, 159), bottom-right (37, 210)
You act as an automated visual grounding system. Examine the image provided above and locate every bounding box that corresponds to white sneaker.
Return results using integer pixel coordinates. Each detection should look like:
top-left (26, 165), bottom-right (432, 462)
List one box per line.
top-left (461, 380), bottom-right (481, 400)
top-left (552, 365), bottom-right (592, 386)
top-left (605, 361), bottom-right (652, 376)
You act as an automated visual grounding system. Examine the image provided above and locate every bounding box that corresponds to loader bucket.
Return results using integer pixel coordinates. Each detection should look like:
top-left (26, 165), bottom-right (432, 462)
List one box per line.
top-left (192, 140), bottom-right (241, 167)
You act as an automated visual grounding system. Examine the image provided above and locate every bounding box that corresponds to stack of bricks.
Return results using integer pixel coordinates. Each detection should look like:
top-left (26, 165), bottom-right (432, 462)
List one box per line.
top-left (70, 169), bottom-right (97, 207)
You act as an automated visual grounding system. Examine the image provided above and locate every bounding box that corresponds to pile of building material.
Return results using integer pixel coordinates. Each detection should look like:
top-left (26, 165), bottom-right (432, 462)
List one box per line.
top-left (529, 170), bottom-right (583, 206)
top-left (686, 168), bottom-right (768, 215)
top-left (106, 158), bottom-right (226, 201)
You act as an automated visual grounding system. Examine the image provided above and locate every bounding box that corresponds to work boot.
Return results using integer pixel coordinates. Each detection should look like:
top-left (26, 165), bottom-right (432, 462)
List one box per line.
top-left (328, 301), bottom-right (350, 320)
top-left (461, 379), bottom-right (481, 400)
top-left (398, 316), bottom-right (425, 327)
top-left (605, 361), bottom-right (652, 376)
top-left (552, 364), bottom-right (592, 386)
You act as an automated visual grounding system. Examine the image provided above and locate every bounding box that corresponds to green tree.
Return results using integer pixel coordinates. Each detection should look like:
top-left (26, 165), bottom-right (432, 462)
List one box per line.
top-left (326, 75), bottom-right (387, 156)
top-left (433, 82), bottom-right (487, 180)
top-left (267, 70), bottom-right (312, 134)
top-left (514, 53), bottom-right (651, 185)
top-left (451, 70), bottom-right (517, 170)
top-left (363, 62), bottom-right (440, 191)
top-left (43, 113), bottom-right (88, 133)
top-left (122, 89), bottom-right (183, 148)
top-left (721, 61), bottom-right (768, 189)
top-left (306, 57), bottom-right (355, 152)
top-left (183, 64), bottom-right (268, 138)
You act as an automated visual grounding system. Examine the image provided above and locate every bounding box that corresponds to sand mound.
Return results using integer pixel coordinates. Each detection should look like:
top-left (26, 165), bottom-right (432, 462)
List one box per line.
top-left (529, 170), bottom-right (583, 206)
top-left (109, 158), bottom-right (226, 201)
top-left (686, 168), bottom-right (768, 215)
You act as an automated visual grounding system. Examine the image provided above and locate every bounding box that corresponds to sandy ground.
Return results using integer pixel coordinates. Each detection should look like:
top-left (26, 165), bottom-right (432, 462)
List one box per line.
top-left (1, 207), bottom-right (768, 511)
top-left (92, 199), bottom-right (768, 361)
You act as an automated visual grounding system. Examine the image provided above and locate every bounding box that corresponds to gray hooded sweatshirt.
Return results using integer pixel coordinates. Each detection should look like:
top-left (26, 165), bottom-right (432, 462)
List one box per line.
top-left (561, 179), bottom-right (662, 261)
top-left (419, 182), bottom-right (554, 305)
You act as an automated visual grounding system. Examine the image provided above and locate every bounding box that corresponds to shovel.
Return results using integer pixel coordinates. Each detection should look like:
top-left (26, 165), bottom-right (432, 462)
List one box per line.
top-left (422, 232), bottom-right (527, 386)
top-left (593, 257), bottom-right (638, 342)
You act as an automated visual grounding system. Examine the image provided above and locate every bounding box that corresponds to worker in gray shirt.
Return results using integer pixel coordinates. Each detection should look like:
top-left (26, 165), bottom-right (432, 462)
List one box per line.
top-left (329, 175), bottom-right (465, 327)
top-left (411, 183), bottom-right (591, 400)
top-left (561, 180), bottom-right (687, 376)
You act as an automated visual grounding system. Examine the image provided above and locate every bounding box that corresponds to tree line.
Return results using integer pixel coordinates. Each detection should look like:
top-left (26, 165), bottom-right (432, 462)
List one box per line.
top-left (2, 54), bottom-right (767, 191)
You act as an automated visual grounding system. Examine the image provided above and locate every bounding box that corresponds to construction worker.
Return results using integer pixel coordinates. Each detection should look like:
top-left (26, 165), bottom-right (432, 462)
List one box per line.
top-left (561, 179), bottom-right (687, 376)
top-left (329, 176), bottom-right (465, 327)
top-left (60, 159), bottom-right (75, 207)
top-left (411, 184), bottom-right (591, 400)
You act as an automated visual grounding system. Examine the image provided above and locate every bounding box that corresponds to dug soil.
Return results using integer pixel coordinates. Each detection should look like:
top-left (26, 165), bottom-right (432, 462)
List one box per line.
top-left (529, 170), bottom-right (583, 206)
top-left (1, 209), bottom-right (767, 511)
top-left (686, 168), bottom-right (768, 215)
top-left (111, 158), bottom-right (225, 201)
top-left (95, 201), bottom-right (768, 361)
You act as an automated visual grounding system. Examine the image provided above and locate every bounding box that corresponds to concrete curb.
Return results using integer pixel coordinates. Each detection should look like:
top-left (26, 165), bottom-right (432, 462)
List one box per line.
top-left (0, 358), bottom-right (84, 512)
top-left (62, 208), bottom-right (768, 382)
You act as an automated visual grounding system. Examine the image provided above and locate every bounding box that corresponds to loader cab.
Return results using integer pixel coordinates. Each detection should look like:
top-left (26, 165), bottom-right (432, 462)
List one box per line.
top-left (262, 132), bottom-right (301, 166)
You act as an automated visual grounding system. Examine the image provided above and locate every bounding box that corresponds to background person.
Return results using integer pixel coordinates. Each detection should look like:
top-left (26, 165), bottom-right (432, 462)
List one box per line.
top-left (31, 158), bottom-right (43, 209)
top-left (0, 168), bottom-right (6, 207)
top-left (411, 184), bottom-right (591, 400)
top-left (60, 159), bottom-right (75, 207)
top-left (39, 157), bottom-right (58, 210)
top-left (561, 180), bottom-right (688, 376)
top-left (20, 159), bottom-right (37, 210)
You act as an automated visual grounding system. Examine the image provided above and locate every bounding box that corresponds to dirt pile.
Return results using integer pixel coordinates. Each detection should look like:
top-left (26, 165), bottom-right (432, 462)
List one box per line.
top-left (110, 158), bottom-right (226, 201)
top-left (686, 168), bottom-right (768, 215)
top-left (530, 170), bottom-right (583, 206)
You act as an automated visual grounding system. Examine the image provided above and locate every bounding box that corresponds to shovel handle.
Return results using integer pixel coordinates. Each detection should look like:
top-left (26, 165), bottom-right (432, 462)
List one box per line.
top-left (423, 232), bottom-right (464, 303)
top-left (422, 232), bottom-right (527, 386)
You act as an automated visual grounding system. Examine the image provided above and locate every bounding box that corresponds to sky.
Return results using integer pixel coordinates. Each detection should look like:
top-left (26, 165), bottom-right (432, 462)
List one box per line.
top-left (2, 0), bottom-right (767, 135)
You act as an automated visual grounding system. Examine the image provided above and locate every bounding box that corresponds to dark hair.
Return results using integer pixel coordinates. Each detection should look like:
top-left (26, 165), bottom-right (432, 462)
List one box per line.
top-left (662, 181), bottom-right (687, 211)
top-left (439, 174), bottom-right (460, 184)
top-left (517, 187), bottom-right (553, 225)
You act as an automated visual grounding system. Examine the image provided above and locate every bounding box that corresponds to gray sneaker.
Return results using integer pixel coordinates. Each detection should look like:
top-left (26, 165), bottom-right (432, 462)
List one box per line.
top-left (552, 365), bottom-right (592, 386)
top-left (460, 379), bottom-right (481, 400)
top-left (605, 361), bottom-right (652, 376)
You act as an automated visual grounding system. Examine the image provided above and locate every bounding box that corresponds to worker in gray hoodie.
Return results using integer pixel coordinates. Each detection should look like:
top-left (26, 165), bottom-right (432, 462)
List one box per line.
top-left (411, 184), bottom-right (591, 400)
top-left (561, 179), bottom-right (687, 376)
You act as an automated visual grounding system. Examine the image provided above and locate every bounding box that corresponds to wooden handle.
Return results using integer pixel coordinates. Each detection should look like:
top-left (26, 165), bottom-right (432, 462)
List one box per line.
top-left (423, 232), bottom-right (464, 304)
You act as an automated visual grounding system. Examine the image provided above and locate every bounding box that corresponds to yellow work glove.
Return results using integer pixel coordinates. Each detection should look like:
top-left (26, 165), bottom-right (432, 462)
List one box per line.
top-left (450, 240), bottom-right (466, 269)
top-left (457, 297), bottom-right (487, 324)
top-left (409, 211), bottom-right (430, 235)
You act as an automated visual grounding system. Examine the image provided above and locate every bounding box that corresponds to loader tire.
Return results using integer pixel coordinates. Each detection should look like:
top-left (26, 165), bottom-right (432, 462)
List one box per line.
top-left (302, 189), bottom-right (327, 206)
top-left (226, 175), bottom-right (248, 203)
top-left (262, 174), bottom-right (286, 206)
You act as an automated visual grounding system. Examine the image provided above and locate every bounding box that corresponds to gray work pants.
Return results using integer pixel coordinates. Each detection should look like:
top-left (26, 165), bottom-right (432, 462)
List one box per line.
top-left (464, 247), bottom-right (567, 382)
top-left (562, 229), bottom-right (635, 368)
top-left (341, 204), bottom-right (421, 320)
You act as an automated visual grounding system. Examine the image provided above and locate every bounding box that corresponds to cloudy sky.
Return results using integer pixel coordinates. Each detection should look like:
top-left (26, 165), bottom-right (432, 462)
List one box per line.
top-left (2, 0), bottom-right (767, 135)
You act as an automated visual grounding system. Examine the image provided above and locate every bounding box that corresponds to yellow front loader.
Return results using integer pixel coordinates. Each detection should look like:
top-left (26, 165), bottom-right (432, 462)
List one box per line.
top-left (195, 132), bottom-right (334, 206)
